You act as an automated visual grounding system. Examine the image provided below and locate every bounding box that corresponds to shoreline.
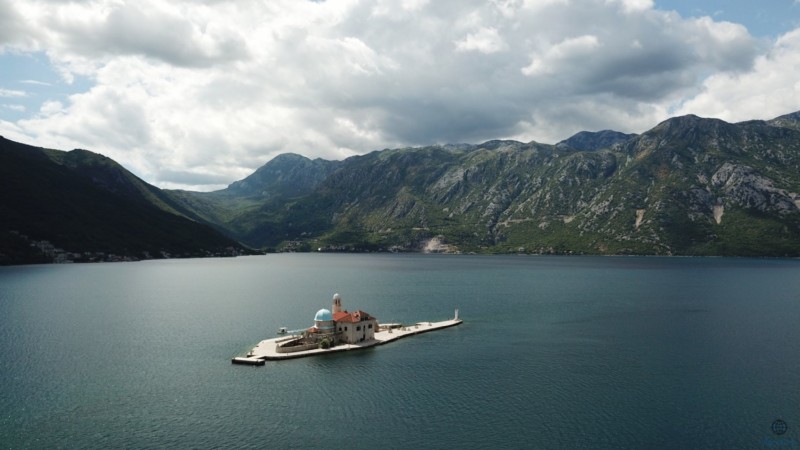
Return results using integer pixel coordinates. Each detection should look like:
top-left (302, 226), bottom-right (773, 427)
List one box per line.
top-left (5, 251), bottom-right (800, 268)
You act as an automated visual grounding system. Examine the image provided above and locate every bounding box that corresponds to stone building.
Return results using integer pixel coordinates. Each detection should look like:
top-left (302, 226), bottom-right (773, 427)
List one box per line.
top-left (276, 293), bottom-right (378, 353)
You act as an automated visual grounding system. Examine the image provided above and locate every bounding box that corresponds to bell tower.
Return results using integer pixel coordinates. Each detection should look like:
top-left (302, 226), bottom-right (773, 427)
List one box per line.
top-left (332, 293), bottom-right (342, 314)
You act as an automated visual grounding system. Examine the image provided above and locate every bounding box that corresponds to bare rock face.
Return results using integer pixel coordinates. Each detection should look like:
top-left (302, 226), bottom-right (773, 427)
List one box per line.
top-left (713, 204), bottom-right (724, 224)
top-left (712, 163), bottom-right (798, 215)
top-left (422, 236), bottom-right (458, 254)
top-left (634, 209), bottom-right (645, 229)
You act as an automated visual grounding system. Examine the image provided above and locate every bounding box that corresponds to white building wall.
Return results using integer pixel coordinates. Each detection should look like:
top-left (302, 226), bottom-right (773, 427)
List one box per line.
top-left (336, 319), bottom-right (377, 344)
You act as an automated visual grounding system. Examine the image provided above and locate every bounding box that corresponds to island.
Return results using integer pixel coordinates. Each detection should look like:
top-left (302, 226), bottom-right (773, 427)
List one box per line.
top-left (232, 293), bottom-right (462, 365)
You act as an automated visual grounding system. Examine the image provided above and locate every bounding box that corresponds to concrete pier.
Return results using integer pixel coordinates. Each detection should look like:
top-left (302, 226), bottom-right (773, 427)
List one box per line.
top-left (231, 318), bottom-right (462, 364)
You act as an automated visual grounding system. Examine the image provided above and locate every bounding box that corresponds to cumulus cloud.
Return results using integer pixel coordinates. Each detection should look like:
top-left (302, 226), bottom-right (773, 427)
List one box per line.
top-left (0, 1), bottom-right (24, 45)
top-left (0, 0), bottom-right (791, 190)
top-left (522, 35), bottom-right (601, 76)
top-left (676, 28), bottom-right (800, 122)
top-left (47, 1), bottom-right (248, 67)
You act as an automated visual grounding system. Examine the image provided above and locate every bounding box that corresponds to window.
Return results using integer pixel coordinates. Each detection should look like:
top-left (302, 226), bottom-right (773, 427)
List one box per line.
top-left (368, 324), bottom-right (373, 329)
top-left (357, 326), bottom-right (361, 331)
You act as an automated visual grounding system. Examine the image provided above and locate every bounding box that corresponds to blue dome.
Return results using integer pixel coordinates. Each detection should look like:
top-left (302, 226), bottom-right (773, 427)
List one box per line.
top-left (314, 308), bottom-right (333, 322)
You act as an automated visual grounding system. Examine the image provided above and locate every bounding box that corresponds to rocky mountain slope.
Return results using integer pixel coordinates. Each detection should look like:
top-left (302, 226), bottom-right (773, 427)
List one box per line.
top-left (169, 111), bottom-right (800, 256)
top-left (4, 110), bottom-right (799, 262)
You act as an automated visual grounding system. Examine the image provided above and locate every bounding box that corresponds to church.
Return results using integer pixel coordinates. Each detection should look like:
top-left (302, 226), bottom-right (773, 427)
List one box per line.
top-left (314, 293), bottom-right (378, 344)
top-left (276, 293), bottom-right (378, 353)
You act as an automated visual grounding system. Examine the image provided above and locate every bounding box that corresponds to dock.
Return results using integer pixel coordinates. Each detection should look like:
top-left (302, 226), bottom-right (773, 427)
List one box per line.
top-left (231, 318), bottom-right (462, 364)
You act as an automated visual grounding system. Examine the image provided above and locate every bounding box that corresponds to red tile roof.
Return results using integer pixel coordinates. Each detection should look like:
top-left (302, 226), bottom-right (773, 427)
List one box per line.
top-left (333, 310), bottom-right (376, 323)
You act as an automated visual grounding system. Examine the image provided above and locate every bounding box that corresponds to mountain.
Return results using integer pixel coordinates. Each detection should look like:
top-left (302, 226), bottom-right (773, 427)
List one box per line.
top-left (169, 111), bottom-right (800, 256)
top-left (768, 111), bottom-right (800, 131)
top-left (166, 152), bottom-right (342, 249)
top-left (556, 130), bottom-right (637, 151)
top-left (5, 110), bottom-right (800, 261)
top-left (226, 153), bottom-right (342, 198)
top-left (0, 137), bottom-right (249, 265)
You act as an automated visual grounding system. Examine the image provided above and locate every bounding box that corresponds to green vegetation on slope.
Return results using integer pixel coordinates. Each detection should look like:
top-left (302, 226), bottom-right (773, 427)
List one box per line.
top-left (0, 137), bottom-right (249, 265)
top-left (5, 110), bottom-right (800, 261)
top-left (168, 112), bottom-right (800, 257)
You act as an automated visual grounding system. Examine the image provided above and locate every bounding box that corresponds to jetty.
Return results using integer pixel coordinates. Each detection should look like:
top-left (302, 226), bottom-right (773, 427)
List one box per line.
top-left (232, 317), bottom-right (462, 364)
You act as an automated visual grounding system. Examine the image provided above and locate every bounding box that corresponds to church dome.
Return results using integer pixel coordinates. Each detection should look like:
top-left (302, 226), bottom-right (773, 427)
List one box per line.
top-left (314, 308), bottom-right (333, 322)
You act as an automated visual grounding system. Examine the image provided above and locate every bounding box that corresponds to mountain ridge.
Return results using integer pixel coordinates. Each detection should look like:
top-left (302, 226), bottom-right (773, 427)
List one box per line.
top-left (0, 137), bottom-right (249, 264)
top-left (166, 111), bottom-right (800, 255)
top-left (556, 130), bottom-right (638, 151)
top-left (3, 109), bottom-right (800, 263)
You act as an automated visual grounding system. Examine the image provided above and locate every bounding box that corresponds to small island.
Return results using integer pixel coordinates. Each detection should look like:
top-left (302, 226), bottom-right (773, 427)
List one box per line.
top-left (232, 293), bottom-right (462, 365)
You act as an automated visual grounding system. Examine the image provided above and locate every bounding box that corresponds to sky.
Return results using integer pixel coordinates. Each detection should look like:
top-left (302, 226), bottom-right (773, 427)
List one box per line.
top-left (1, 0), bottom-right (799, 191)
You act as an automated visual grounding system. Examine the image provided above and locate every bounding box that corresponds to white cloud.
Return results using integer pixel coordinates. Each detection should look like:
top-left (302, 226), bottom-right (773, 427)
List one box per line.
top-left (20, 80), bottom-right (52, 86)
top-left (606, 0), bottom-right (654, 14)
top-left (455, 27), bottom-right (508, 54)
top-left (0, 88), bottom-right (27, 98)
top-left (38, 100), bottom-right (64, 116)
top-left (2, 104), bottom-right (26, 112)
top-left (522, 35), bottom-right (601, 76)
top-left (0, 1), bottom-right (25, 45)
top-left (0, 0), bottom-right (791, 191)
top-left (676, 28), bottom-right (800, 122)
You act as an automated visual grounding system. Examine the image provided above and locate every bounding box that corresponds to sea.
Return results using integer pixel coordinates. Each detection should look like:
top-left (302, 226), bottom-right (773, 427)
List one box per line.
top-left (0, 254), bottom-right (798, 449)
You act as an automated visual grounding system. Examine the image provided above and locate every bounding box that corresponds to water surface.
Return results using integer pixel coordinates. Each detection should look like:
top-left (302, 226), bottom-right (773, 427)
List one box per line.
top-left (1, 255), bottom-right (798, 448)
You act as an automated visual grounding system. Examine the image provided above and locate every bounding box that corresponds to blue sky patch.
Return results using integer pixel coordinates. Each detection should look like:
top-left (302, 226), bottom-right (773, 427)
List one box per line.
top-left (0, 51), bottom-right (93, 121)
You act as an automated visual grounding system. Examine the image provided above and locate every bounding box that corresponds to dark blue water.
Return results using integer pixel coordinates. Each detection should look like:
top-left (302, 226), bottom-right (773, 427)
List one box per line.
top-left (1, 255), bottom-right (798, 448)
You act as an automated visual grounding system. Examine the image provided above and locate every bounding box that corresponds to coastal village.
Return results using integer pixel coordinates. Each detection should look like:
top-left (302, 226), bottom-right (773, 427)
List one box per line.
top-left (233, 293), bottom-right (461, 365)
top-left (3, 231), bottom-right (246, 264)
